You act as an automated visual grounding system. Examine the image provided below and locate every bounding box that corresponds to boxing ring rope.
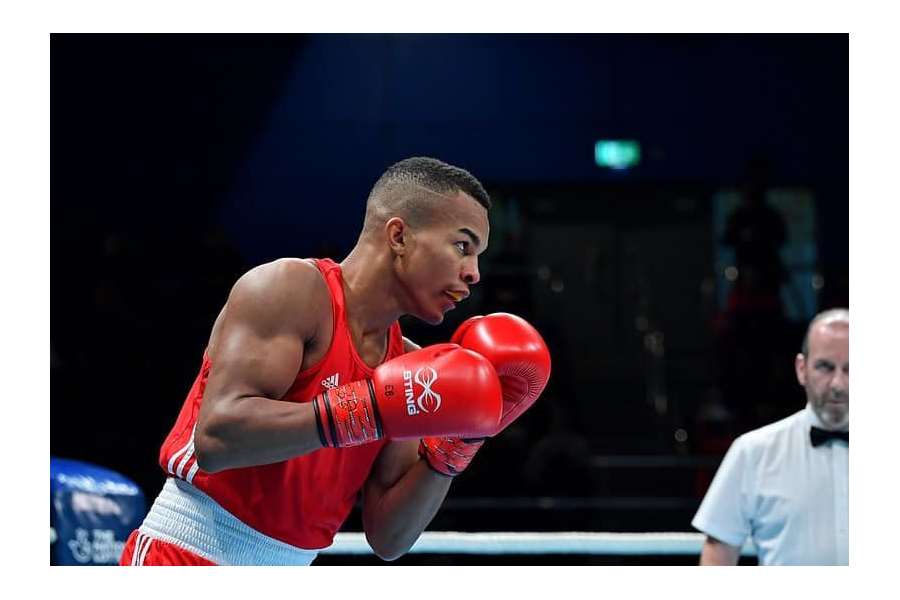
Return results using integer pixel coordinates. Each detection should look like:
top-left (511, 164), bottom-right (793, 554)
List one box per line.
top-left (322, 532), bottom-right (757, 556)
top-left (50, 527), bottom-right (756, 556)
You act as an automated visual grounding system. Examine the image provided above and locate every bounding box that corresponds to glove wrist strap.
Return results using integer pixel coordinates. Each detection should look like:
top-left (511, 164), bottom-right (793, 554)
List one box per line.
top-left (313, 380), bottom-right (383, 448)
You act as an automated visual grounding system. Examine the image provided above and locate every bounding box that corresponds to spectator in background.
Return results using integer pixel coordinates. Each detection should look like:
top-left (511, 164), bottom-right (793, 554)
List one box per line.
top-left (722, 156), bottom-right (787, 316)
top-left (716, 156), bottom-right (791, 430)
top-left (692, 308), bottom-right (848, 565)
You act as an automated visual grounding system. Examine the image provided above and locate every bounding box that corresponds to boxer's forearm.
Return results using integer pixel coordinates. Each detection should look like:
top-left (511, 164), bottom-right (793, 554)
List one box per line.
top-left (361, 460), bottom-right (452, 561)
top-left (195, 396), bottom-right (324, 472)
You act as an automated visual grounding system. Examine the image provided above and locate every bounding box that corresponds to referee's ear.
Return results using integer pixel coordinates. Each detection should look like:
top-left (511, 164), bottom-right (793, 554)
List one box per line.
top-left (795, 353), bottom-right (807, 387)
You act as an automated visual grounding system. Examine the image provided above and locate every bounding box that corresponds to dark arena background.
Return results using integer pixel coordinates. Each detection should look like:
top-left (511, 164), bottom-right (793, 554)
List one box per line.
top-left (50, 34), bottom-right (848, 565)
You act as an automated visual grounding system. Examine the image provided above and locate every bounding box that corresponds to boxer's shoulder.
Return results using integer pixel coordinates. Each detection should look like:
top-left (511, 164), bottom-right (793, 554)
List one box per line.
top-left (242, 258), bottom-right (325, 291)
top-left (225, 258), bottom-right (331, 339)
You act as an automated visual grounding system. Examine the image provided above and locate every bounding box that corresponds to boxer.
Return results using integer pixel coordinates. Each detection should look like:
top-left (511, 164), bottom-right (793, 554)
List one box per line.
top-left (119, 157), bottom-right (551, 565)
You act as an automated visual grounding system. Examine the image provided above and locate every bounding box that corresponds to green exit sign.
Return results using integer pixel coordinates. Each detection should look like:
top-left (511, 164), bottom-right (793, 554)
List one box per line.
top-left (595, 140), bottom-right (641, 170)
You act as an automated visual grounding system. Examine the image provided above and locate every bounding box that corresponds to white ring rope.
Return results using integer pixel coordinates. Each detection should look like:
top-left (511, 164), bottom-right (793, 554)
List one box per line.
top-left (323, 532), bottom-right (756, 556)
top-left (50, 529), bottom-right (755, 557)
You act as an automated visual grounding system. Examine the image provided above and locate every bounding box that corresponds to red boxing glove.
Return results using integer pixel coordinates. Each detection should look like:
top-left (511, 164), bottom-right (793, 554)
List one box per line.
top-left (451, 313), bottom-right (551, 435)
top-left (313, 344), bottom-right (502, 448)
top-left (420, 313), bottom-right (552, 477)
top-left (418, 437), bottom-right (484, 477)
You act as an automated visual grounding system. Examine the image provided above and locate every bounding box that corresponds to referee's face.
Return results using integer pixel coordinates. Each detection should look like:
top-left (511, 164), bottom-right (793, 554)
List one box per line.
top-left (795, 322), bottom-right (849, 430)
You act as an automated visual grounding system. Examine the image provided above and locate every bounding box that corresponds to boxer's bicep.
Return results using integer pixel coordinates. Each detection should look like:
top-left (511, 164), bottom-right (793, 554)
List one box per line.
top-left (201, 260), bottom-right (325, 422)
top-left (207, 317), bottom-right (302, 405)
top-left (192, 260), bottom-right (332, 472)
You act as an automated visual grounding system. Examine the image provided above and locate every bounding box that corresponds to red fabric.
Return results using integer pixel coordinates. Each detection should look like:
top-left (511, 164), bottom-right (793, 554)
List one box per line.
top-left (157, 258), bottom-right (403, 550)
top-left (119, 530), bottom-right (216, 566)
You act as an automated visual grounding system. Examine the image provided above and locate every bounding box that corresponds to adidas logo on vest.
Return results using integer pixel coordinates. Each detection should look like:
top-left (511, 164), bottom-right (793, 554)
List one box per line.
top-left (321, 373), bottom-right (340, 390)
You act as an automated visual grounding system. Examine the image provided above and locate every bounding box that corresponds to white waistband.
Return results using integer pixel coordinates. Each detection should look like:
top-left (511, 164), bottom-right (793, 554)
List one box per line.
top-left (139, 478), bottom-right (321, 566)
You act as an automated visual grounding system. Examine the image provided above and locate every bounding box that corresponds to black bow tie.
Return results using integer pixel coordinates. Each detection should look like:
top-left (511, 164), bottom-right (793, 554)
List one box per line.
top-left (810, 426), bottom-right (849, 447)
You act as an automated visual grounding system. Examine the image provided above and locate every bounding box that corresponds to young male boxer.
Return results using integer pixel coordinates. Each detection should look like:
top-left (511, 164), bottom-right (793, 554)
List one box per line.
top-left (119, 156), bottom-right (551, 565)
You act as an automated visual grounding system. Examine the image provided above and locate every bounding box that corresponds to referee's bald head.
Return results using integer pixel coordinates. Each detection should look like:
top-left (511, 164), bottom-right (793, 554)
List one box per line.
top-left (801, 308), bottom-right (849, 357)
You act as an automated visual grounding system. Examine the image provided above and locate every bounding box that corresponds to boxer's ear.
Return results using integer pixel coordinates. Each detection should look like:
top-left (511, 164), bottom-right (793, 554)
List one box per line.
top-left (385, 217), bottom-right (411, 256)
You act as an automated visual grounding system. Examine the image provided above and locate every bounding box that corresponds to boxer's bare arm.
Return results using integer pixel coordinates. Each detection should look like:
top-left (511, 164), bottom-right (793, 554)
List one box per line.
top-left (359, 337), bottom-right (453, 561)
top-left (194, 259), bottom-right (330, 473)
top-left (361, 439), bottom-right (452, 560)
top-left (699, 535), bottom-right (741, 565)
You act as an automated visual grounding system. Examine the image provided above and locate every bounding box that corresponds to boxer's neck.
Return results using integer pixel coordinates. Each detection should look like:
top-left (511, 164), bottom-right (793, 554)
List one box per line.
top-left (340, 244), bottom-right (402, 338)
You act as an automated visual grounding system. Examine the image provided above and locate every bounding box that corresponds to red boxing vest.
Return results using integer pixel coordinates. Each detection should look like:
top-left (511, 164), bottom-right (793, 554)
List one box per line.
top-left (157, 258), bottom-right (402, 550)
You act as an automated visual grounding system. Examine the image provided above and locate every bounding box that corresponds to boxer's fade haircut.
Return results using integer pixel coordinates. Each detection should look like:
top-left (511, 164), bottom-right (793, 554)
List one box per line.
top-left (801, 307), bottom-right (849, 357)
top-left (362, 157), bottom-right (491, 235)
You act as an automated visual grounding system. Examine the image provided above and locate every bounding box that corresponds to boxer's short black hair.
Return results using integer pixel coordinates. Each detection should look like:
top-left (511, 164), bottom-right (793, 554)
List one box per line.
top-left (361, 157), bottom-right (490, 235)
top-left (369, 157), bottom-right (491, 211)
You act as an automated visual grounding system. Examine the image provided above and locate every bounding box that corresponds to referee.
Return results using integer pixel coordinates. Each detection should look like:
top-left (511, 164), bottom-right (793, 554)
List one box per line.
top-left (692, 308), bottom-right (849, 565)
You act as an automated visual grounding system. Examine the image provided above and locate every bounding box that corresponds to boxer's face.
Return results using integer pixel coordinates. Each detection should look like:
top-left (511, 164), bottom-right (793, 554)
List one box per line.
top-left (795, 322), bottom-right (849, 429)
top-left (396, 191), bottom-right (489, 324)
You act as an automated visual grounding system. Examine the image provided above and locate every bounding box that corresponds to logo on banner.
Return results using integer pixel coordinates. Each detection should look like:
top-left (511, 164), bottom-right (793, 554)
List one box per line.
top-left (67, 528), bottom-right (125, 564)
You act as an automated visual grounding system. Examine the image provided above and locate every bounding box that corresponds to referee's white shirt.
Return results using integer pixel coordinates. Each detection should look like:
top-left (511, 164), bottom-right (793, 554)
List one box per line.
top-left (691, 403), bottom-right (849, 565)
